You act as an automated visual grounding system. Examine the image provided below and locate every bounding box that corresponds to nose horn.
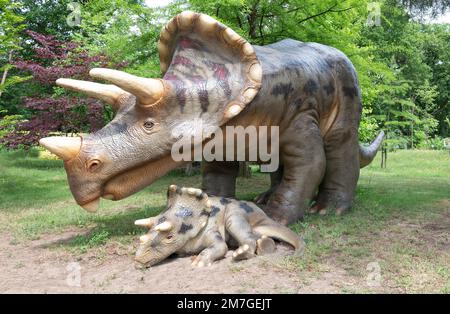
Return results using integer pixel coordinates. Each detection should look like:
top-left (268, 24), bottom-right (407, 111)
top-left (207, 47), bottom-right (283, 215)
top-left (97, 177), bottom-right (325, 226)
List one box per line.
top-left (39, 136), bottom-right (82, 161)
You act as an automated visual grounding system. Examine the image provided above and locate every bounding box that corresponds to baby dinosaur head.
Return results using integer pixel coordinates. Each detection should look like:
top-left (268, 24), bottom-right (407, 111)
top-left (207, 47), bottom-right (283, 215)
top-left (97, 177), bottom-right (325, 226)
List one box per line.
top-left (134, 185), bottom-right (211, 267)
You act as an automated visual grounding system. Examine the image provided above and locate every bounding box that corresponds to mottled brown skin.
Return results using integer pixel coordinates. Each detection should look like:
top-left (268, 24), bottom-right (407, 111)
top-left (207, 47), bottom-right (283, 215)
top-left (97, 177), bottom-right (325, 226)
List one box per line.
top-left (203, 40), bottom-right (377, 224)
top-left (134, 185), bottom-right (302, 268)
top-left (40, 11), bottom-right (383, 224)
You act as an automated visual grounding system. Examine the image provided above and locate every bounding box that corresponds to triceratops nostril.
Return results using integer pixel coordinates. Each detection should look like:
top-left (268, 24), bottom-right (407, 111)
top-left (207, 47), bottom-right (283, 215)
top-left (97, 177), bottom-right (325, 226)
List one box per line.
top-left (87, 159), bottom-right (102, 172)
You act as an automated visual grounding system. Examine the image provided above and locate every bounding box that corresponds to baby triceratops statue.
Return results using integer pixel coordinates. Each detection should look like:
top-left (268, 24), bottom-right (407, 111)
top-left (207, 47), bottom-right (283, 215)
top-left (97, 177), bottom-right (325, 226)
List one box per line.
top-left (134, 185), bottom-right (303, 268)
top-left (39, 11), bottom-right (383, 225)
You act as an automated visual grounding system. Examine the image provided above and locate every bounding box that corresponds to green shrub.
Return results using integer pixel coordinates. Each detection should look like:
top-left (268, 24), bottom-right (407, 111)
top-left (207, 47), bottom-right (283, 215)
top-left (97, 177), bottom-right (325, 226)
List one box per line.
top-left (359, 108), bottom-right (380, 143)
top-left (417, 136), bottom-right (446, 150)
top-left (0, 110), bottom-right (25, 144)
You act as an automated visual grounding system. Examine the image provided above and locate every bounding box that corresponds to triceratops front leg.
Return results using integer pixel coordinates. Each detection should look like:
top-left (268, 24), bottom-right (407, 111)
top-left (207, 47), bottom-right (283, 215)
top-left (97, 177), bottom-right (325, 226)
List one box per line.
top-left (201, 161), bottom-right (240, 198)
top-left (191, 231), bottom-right (228, 267)
top-left (265, 113), bottom-right (326, 225)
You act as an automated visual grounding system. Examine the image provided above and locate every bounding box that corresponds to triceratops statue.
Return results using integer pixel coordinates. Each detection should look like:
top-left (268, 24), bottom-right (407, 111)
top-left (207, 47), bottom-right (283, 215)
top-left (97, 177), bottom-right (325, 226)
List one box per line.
top-left (39, 11), bottom-right (383, 225)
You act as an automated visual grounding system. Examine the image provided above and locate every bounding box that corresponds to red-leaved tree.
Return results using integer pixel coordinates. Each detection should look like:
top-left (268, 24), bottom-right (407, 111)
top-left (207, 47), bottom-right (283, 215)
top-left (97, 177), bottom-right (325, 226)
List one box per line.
top-left (1, 30), bottom-right (126, 149)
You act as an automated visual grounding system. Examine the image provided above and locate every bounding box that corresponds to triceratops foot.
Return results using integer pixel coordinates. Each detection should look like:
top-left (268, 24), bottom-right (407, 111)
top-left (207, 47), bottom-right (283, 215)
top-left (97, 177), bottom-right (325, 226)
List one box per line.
top-left (308, 195), bottom-right (351, 216)
top-left (256, 236), bottom-right (276, 255)
top-left (232, 243), bottom-right (256, 261)
top-left (263, 205), bottom-right (299, 226)
top-left (309, 205), bottom-right (348, 216)
top-left (309, 188), bottom-right (354, 216)
top-left (191, 254), bottom-right (214, 268)
top-left (308, 204), bottom-right (327, 215)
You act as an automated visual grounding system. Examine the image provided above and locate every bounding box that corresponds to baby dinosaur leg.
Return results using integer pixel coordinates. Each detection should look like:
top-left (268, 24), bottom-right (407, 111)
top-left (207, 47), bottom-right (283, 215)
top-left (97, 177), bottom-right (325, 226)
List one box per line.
top-left (191, 231), bottom-right (228, 267)
top-left (225, 214), bottom-right (258, 261)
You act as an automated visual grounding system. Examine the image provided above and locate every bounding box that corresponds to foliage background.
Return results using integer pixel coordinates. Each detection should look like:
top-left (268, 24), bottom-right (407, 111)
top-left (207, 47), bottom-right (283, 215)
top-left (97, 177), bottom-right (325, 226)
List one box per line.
top-left (0, 0), bottom-right (448, 149)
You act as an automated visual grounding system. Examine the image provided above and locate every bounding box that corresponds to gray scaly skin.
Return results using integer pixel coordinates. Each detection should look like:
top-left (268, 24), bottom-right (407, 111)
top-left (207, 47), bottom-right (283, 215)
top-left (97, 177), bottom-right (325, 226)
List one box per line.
top-left (38, 11), bottom-right (384, 225)
top-left (202, 39), bottom-right (385, 223)
top-left (134, 185), bottom-right (303, 268)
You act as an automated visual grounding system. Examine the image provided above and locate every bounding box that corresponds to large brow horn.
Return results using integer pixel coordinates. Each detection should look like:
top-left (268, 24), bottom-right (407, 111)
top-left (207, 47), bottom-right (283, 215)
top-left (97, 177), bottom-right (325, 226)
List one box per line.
top-left (89, 68), bottom-right (166, 107)
top-left (55, 78), bottom-right (131, 111)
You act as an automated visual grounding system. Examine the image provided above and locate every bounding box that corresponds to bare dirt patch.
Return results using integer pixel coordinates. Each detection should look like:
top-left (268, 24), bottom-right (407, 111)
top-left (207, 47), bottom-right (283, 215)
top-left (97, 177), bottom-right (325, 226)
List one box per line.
top-left (389, 204), bottom-right (450, 254)
top-left (2, 202), bottom-right (448, 293)
top-left (0, 231), bottom-right (293, 293)
top-left (0, 230), bottom-right (362, 293)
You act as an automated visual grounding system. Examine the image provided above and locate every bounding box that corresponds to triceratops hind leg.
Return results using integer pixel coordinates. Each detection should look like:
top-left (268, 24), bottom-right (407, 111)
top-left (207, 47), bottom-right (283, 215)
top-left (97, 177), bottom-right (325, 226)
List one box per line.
top-left (310, 58), bottom-right (362, 216)
top-left (309, 127), bottom-right (360, 215)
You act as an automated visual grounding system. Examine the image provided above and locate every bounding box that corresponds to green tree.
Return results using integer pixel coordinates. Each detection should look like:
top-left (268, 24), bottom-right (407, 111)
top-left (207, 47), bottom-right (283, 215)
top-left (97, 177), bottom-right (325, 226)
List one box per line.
top-left (74, 0), bottom-right (163, 77)
top-left (1, 0), bottom-right (448, 149)
top-left (0, 0), bottom-right (26, 98)
top-left (420, 24), bottom-right (450, 137)
top-left (361, 1), bottom-right (448, 147)
top-left (16, 0), bottom-right (76, 39)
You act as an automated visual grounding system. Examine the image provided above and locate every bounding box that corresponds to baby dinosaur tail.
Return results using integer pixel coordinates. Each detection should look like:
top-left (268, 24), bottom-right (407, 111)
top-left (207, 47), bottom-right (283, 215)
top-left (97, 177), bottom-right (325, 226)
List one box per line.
top-left (253, 221), bottom-right (303, 252)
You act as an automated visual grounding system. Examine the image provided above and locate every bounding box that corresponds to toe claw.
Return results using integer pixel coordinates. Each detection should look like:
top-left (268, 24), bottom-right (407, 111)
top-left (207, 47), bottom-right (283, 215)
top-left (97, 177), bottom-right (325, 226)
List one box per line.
top-left (308, 205), bottom-right (319, 214)
top-left (336, 208), bottom-right (347, 215)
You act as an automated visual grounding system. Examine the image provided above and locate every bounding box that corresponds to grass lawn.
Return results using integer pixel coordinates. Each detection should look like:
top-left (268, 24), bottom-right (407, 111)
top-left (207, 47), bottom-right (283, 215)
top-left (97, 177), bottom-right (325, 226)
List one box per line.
top-left (0, 149), bottom-right (449, 293)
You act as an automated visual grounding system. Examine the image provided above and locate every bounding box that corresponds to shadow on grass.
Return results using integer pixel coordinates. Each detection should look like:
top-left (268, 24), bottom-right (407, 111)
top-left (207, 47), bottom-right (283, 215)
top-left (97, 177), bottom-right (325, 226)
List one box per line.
top-left (0, 172), bottom-right (70, 212)
top-left (57, 205), bottom-right (164, 251)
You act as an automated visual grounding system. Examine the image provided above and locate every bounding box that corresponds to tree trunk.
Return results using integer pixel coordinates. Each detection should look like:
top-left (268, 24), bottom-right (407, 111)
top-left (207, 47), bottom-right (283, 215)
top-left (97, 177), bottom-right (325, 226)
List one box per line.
top-left (185, 161), bottom-right (201, 176)
top-left (246, 1), bottom-right (260, 39)
top-left (381, 133), bottom-right (387, 168)
top-left (0, 51), bottom-right (13, 98)
top-left (238, 161), bottom-right (252, 178)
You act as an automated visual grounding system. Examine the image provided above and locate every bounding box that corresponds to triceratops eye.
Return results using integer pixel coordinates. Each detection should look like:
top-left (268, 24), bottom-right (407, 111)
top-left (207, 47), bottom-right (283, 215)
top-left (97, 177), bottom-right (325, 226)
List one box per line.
top-left (143, 120), bottom-right (155, 130)
top-left (163, 233), bottom-right (174, 244)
